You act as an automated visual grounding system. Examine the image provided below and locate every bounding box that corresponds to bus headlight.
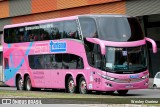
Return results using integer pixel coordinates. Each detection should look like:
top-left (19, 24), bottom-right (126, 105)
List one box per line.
top-left (142, 74), bottom-right (149, 79)
top-left (97, 72), bottom-right (115, 81)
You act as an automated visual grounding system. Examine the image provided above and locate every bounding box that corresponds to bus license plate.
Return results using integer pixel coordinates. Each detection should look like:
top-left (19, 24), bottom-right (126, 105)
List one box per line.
top-left (125, 84), bottom-right (133, 88)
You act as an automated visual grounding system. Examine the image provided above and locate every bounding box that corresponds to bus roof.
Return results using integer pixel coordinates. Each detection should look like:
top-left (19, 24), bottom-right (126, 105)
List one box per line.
top-left (79, 14), bottom-right (130, 18)
top-left (4, 14), bottom-right (130, 29)
top-left (4, 16), bottom-right (78, 29)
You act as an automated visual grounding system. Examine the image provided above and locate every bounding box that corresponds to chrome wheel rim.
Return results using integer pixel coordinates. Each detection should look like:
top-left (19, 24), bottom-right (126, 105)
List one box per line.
top-left (18, 79), bottom-right (23, 90)
top-left (80, 80), bottom-right (87, 94)
top-left (68, 80), bottom-right (75, 93)
top-left (27, 79), bottom-right (31, 91)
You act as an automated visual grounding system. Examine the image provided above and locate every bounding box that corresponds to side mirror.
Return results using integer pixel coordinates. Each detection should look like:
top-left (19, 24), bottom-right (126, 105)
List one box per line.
top-left (145, 37), bottom-right (157, 53)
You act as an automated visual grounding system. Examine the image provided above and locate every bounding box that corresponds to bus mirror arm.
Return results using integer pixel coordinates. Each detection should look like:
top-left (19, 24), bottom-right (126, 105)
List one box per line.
top-left (86, 38), bottom-right (106, 55)
top-left (145, 37), bottom-right (157, 53)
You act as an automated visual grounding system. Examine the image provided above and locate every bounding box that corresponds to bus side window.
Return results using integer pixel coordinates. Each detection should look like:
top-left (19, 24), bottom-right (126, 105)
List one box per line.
top-left (63, 20), bottom-right (80, 39)
top-left (28, 55), bottom-right (34, 69)
top-left (62, 54), bottom-right (70, 69)
top-left (50, 22), bottom-right (63, 40)
top-left (93, 45), bottom-right (102, 69)
top-left (18, 27), bottom-right (25, 42)
top-left (84, 39), bottom-right (94, 65)
top-left (4, 29), bottom-right (11, 43)
top-left (55, 54), bottom-right (62, 69)
top-left (70, 54), bottom-right (84, 69)
top-left (28, 55), bottom-right (44, 69)
top-left (44, 54), bottom-right (51, 69)
top-left (79, 17), bottom-right (97, 38)
top-left (46, 54), bottom-right (63, 69)
top-left (49, 54), bottom-right (57, 69)
top-left (62, 54), bottom-right (84, 69)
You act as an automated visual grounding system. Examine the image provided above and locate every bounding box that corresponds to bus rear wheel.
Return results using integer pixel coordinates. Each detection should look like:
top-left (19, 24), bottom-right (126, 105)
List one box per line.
top-left (24, 76), bottom-right (32, 91)
top-left (67, 76), bottom-right (76, 93)
top-left (79, 77), bottom-right (88, 94)
top-left (117, 90), bottom-right (128, 95)
top-left (16, 76), bottom-right (23, 90)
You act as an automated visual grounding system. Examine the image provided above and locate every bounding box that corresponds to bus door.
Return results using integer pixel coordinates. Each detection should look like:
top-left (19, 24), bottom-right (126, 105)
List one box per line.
top-left (92, 54), bottom-right (102, 90)
top-left (86, 43), bottom-right (102, 90)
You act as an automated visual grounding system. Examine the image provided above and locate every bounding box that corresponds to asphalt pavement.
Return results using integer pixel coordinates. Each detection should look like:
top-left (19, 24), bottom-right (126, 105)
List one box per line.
top-left (0, 87), bottom-right (160, 98)
top-left (0, 87), bottom-right (160, 107)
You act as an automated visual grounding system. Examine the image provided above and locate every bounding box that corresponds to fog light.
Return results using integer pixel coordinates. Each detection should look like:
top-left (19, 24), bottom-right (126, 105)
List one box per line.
top-left (142, 74), bottom-right (149, 79)
top-left (106, 83), bottom-right (112, 87)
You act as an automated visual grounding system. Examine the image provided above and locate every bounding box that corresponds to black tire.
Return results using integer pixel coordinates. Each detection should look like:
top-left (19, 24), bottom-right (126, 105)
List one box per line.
top-left (16, 76), bottom-right (24, 90)
top-left (32, 88), bottom-right (41, 91)
top-left (117, 90), bottom-right (128, 95)
top-left (153, 84), bottom-right (157, 88)
top-left (106, 91), bottom-right (115, 95)
top-left (67, 76), bottom-right (76, 93)
top-left (96, 91), bottom-right (101, 94)
top-left (24, 76), bottom-right (32, 91)
top-left (79, 76), bottom-right (88, 94)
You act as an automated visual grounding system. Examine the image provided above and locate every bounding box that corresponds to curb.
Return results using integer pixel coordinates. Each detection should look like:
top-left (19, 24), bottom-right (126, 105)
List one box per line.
top-left (0, 85), bottom-right (9, 87)
top-left (149, 87), bottom-right (160, 89)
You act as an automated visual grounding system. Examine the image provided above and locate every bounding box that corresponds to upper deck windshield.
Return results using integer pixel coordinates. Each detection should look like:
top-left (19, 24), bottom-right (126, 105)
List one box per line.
top-left (79, 16), bottom-right (144, 42)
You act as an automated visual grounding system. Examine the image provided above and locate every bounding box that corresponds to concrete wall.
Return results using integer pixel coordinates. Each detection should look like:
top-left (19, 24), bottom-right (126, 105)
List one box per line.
top-left (126, 0), bottom-right (160, 16)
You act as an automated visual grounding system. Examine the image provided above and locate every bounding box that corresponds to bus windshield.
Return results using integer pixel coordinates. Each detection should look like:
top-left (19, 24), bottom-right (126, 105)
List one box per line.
top-left (79, 16), bottom-right (144, 42)
top-left (105, 45), bottom-right (147, 73)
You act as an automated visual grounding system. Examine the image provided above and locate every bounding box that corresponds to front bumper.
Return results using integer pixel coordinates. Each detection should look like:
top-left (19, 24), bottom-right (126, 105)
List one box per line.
top-left (100, 78), bottom-right (149, 91)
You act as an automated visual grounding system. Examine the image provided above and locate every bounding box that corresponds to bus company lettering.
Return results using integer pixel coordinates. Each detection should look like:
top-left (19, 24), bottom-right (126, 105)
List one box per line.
top-left (34, 43), bottom-right (49, 54)
top-left (50, 41), bottom-right (66, 53)
top-left (25, 23), bottom-right (53, 31)
top-left (33, 71), bottom-right (44, 79)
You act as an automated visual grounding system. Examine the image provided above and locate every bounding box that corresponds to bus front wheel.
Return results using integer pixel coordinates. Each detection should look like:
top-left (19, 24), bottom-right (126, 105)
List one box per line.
top-left (79, 77), bottom-right (88, 94)
top-left (117, 90), bottom-right (128, 95)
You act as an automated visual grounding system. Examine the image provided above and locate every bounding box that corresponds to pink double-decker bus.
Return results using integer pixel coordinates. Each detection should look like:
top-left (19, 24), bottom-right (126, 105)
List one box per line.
top-left (3, 14), bottom-right (157, 95)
